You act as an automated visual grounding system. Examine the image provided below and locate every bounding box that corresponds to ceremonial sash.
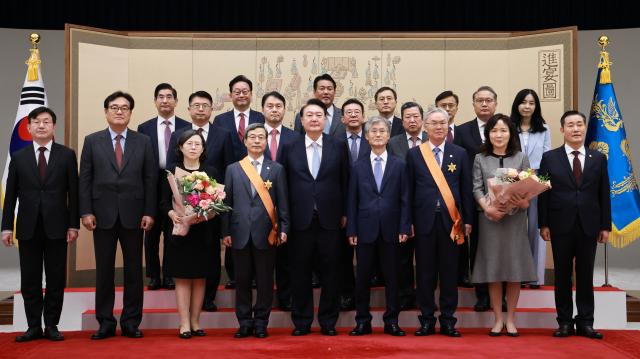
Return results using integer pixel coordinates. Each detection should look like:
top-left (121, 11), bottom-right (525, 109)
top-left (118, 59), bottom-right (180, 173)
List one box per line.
top-left (418, 144), bottom-right (464, 244)
top-left (239, 157), bottom-right (278, 246)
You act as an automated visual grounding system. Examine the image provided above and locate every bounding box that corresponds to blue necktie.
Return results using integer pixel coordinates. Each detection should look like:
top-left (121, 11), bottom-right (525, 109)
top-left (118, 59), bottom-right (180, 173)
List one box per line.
top-left (433, 147), bottom-right (441, 166)
top-left (251, 160), bottom-right (259, 196)
top-left (323, 115), bottom-right (331, 134)
top-left (374, 156), bottom-right (383, 191)
top-left (349, 134), bottom-right (359, 163)
top-left (311, 142), bottom-right (320, 179)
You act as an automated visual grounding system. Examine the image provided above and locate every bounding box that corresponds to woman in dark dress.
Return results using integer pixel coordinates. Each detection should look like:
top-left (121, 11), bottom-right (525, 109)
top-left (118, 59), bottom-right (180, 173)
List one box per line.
top-left (160, 129), bottom-right (219, 339)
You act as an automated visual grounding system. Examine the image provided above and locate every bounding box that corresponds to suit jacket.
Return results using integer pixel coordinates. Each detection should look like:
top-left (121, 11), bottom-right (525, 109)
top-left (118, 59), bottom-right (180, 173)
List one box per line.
top-left (337, 132), bottom-right (371, 164)
top-left (213, 109), bottom-right (265, 161)
top-left (406, 142), bottom-right (474, 236)
top-left (221, 158), bottom-right (290, 250)
top-left (390, 116), bottom-right (404, 138)
top-left (387, 131), bottom-right (427, 160)
top-left (280, 134), bottom-right (349, 231)
top-left (518, 125), bottom-right (551, 170)
top-left (538, 146), bottom-right (611, 237)
top-left (264, 126), bottom-right (301, 163)
top-left (346, 154), bottom-right (410, 243)
top-left (454, 118), bottom-right (484, 163)
top-left (1, 143), bottom-right (79, 240)
top-left (136, 115), bottom-right (190, 167)
top-left (79, 128), bottom-right (157, 230)
top-left (293, 104), bottom-right (345, 138)
top-left (166, 124), bottom-right (234, 183)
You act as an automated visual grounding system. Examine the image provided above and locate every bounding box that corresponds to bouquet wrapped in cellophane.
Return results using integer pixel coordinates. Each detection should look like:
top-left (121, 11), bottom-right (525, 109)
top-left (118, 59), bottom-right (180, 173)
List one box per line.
top-left (485, 168), bottom-right (551, 217)
top-left (166, 167), bottom-right (232, 236)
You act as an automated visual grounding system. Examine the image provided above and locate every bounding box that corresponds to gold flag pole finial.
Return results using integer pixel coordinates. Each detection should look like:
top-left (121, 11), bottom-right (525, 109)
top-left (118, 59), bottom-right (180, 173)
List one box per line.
top-left (597, 35), bottom-right (612, 84)
top-left (26, 33), bottom-right (41, 81)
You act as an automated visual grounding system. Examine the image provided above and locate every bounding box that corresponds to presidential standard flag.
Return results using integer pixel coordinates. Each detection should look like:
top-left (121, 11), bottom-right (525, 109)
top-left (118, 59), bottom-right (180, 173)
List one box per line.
top-left (0, 36), bottom-right (48, 212)
top-left (586, 36), bottom-right (640, 248)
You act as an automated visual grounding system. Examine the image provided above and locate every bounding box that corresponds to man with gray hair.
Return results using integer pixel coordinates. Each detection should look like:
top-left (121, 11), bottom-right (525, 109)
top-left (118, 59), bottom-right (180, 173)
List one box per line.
top-left (347, 116), bottom-right (410, 336)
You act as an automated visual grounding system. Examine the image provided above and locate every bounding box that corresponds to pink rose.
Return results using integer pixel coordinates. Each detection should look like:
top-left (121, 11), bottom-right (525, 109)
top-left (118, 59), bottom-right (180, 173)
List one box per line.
top-left (216, 189), bottom-right (226, 201)
top-left (186, 194), bottom-right (200, 207)
top-left (199, 199), bottom-right (212, 208)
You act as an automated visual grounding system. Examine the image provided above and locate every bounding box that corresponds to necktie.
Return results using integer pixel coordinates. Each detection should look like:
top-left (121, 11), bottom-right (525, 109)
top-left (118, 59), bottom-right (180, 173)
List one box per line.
top-left (311, 142), bottom-right (320, 179)
top-left (163, 120), bottom-right (172, 155)
top-left (446, 126), bottom-right (454, 143)
top-left (374, 156), bottom-right (383, 191)
top-left (349, 134), bottom-right (359, 163)
top-left (410, 136), bottom-right (418, 148)
top-left (251, 160), bottom-right (259, 196)
top-left (196, 127), bottom-right (204, 136)
top-left (270, 128), bottom-right (278, 161)
top-left (323, 114), bottom-right (331, 134)
top-left (572, 150), bottom-right (582, 185)
top-left (38, 147), bottom-right (47, 181)
top-left (238, 113), bottom-right (246, 141)
top-left (433, 147), bottom-right (442, 166)
top-left (115, 134), bottom-right (123, 169)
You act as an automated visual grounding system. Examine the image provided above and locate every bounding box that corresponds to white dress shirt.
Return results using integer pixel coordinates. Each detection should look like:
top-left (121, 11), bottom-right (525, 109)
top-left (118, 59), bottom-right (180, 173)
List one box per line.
top-left (326, 105), bottom-right (334, 129)
top-left (192, 123), bottom-right (210, 141)
top-left (565, 144), bottom-right (585, 171)
top-left (370, 150), bottom-right (388, 177)
top-left (305, 134), bottom-right (323, 175)
top-left (157, 115), bottom-right (175, 169)
top-left (428, 141), bottom-right (446, 167)
top-left (265, 123), bottom-right (283, 148)
top-left (406, 132), bottom-right (423, 148)
top-left (233, 108), bottom-right (251, 132)
top-left (248, 154), bottom-right (264, 175)
top-left (476, 118), bottom-right (486, 142)
top-left (108, 127), bottom-right (128, 152)
top-left (32, 140), bottom-right (53, 163)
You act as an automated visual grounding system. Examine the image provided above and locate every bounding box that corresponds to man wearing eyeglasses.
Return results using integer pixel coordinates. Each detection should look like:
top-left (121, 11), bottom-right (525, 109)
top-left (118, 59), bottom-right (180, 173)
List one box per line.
top-left (453, 85), bottom-right (498, 312)
top-left (435, 91), bottom-right (459, 144)
top-left (167, 90), bottom-right (234, 312)
top-left (79, 91), bottom-right (157, 340)
top-left (137, 83), bottom-right (190, 292)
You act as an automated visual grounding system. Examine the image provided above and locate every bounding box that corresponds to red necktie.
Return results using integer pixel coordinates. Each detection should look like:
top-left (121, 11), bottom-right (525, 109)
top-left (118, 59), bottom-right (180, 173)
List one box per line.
top-left (446, 127), bottom-right (454, 143)
top-left (115, 134), bottom-right (123, 169)
top-left (238, 113), bottom-right (246, 141)
top-left (270, 128), bottom-right (278, 161)
top-left (572, 151), bottom-right (582, 185)
top-left (38, 147), bottom-right (47, 181)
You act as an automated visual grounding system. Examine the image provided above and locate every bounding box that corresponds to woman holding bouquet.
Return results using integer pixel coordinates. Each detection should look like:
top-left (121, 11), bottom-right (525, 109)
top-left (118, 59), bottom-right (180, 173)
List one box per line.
top-left (510, 89), bottom-right (551, 289)
top-left (161, 129), bottom-right (219, 338)
top-left (471, 114), bottom-right (537, 337)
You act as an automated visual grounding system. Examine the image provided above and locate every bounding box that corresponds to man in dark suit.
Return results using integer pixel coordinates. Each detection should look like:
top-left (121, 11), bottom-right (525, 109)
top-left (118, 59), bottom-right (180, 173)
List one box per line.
top-left (137, 83), bottom-right (189, 291)
top-left (538, 110), bottom-right (611, 339)
top-left (166, 90), bottom-right (234, 312)
top-left (281, 98), bottom-right (349, 336)
top-left (347, 116), bottom-right (410, 337)
top-left (386, 101), bottom-right (427, 310)
top-left (222, 123), bottom-right (290, 339)
top-left (294, 74), bottom-right (345, 138)
top-left (2, 107), bottom-right (78, 342)
top-left (435, 90), bottom-right (459, 145)
top-left (79, 91), bottom-right (156, 340)
top-left (407, 107), bottom-right (473, 337)
top-left (453, 85), bottom-right (498, 311)
top-left (261, 91), bottom-right (300, 311)
top-left (375, 86), bottom-right (404, 137)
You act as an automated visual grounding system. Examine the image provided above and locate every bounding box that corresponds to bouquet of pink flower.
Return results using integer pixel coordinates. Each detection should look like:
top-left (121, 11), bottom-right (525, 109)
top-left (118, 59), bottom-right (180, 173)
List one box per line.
top-left (485, 168), bottom-right (551, 218)
top-left (166, 168), bottom-right (232, 236)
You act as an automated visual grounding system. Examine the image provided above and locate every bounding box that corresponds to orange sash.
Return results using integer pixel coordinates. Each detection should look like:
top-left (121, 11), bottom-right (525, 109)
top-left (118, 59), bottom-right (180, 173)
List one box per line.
top-left (418, 144), bottom-right (464, 244)
top-left (239, 157), bottom-right (278, 246)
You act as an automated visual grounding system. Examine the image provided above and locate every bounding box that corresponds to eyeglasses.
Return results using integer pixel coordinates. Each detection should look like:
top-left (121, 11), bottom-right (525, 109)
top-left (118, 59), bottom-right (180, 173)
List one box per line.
top-left (108, 105), bottom-right (131, 113)
top-left (190, 103), bottom-right (211, 110)
top-left (232, 90), bottom-right (251, 96)
top-left (246, 135), bottom-right (266, 141)
top-left (474, 98), bottom-right (495, 105)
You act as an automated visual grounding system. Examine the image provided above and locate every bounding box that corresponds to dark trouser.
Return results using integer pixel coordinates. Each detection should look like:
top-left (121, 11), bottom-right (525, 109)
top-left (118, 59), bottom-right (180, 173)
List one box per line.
top-left (397, 239), bottom-right (415, 302)
top-left (204, 228), bottom-right (222, 304)
top-left (18, 216), bottom-right (67, 328)
top-left (224, 247), bottom-right (234, 282)
top-left (144, 210), bottom-right (168, 280)
top-left (233, 241), bottom-right (276, 328)
top-left (93, 218), bottom-right (143, 330)
top-left (339, 229), bottom-right (355, 297)
top-left (469, 211), bottom-right (489, 300)
top-left (458, 238), bottom-right (470, 282)
top-left (415, 213), bottom-right (459, 327)
top-left (551, 221), bottom-right (597, 327)
top-left (275, 242), bottom-right (291, 305)
top-left (290, 216), bottom-right (341, 329)
top-left (355, 236), bottom-right (399, 325)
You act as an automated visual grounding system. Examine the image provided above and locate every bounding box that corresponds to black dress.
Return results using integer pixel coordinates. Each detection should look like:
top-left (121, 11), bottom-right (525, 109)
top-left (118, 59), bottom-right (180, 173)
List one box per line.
top-left (160, 164), bottom-right (220, 279)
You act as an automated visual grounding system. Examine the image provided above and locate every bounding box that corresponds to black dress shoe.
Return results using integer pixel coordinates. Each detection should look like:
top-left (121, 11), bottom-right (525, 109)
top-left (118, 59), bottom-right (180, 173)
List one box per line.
top-left (163, 277), bottom-right (175, 290)
top-left (225, 280), bottom-right (236, 289)
top-left (254, 327), bottom-right (268, 338)
top-left (251, 279), bottom-right (257, 289)
top-left (202, 301), bottom-right (218, 312)
top-left (458, 277), bottom-right (474, 288)
top-left (399, 297), bottom-right (416, 311)
top-left (147, 277), bottom-right (162, 290)
top-left (291, 328), bottom-right (311, 336)
top-left (191, 329), bottom-right (206, 337)
top-left (340, 296), bottom-right (355, 311)
top-left (349, 323), bottom-right (372, 336)
top-left (529, 284), bottom-right (541, 289)
top-left (440, 325), bottom-right (462, 337)
top-left (234, 326), bottom-right (253, 338)
top-left (552, 324), bottom-right (575, 337)
top-left (15, 327), bottom-right (43, 342)
top-left (278, 300), bottom-right (293, 312)
top-left (311, 273), bottom-right (321, 288)
top-left (506, 330), bottom-right (520, 337)
top-left (415, 323), bottom-right (436, 336)
top-left (576, 325), bottom-right (603, 339)
top-left (384, 324), bottom-right (406, 336)
top-left (121, 327), bottom-right (143, 338)
top-left (321, 327), bottom-right (338, 336)
top-left (179, 331), bottom-right (192, 339)
top-left (370, 276), bottom-right (384, 287)
top-left (90, 327), bottom-right (116, 340)
top-left (474, 297), bottom-right (490, 312)
top-left (44, 326), bottom-right (64, 341)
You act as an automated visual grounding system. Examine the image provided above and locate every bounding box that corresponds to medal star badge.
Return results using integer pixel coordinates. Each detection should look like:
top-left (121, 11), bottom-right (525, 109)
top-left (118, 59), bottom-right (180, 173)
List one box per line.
top-left (447, 163), bottom-right (457, 173)
top-left (264, 180), bottom-right (273, 190)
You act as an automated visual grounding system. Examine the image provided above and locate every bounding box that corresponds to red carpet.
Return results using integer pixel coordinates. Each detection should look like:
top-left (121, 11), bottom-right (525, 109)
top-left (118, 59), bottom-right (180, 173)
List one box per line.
top-left (1, 328), bottom-right (639, 359)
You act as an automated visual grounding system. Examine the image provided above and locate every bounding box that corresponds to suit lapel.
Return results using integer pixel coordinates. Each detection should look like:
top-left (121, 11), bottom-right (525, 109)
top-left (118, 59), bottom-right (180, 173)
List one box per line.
top-left (43, 143), bottom-right (60, 184)
top-left (558, 147), bottom-right (577, 187)
top-left (121, 131), bottom-right (135, 171)
top-left (316, 135), bottom-right (330, 178)
top-left (379, 155), bottom-right (394, 193)
top-left (472, 120), bottom-right (483, 147)
top-left (329, 105), bottom-right (340, 134)
top-left (100, 129), bottom-right (120, 172)
top-left (25, 145), bottom-right (40, 183)
top-left (581, 149), bottom-right (596, 186)
top-left (149, 119), bottom-right (160, 161)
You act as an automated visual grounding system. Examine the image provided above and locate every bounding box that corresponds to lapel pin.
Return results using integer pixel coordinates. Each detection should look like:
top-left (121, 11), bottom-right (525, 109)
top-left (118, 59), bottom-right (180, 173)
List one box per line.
top-left (264, 180), bottom-right (273, 190)
top-left (448, 163), bottom-right (457, 173)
